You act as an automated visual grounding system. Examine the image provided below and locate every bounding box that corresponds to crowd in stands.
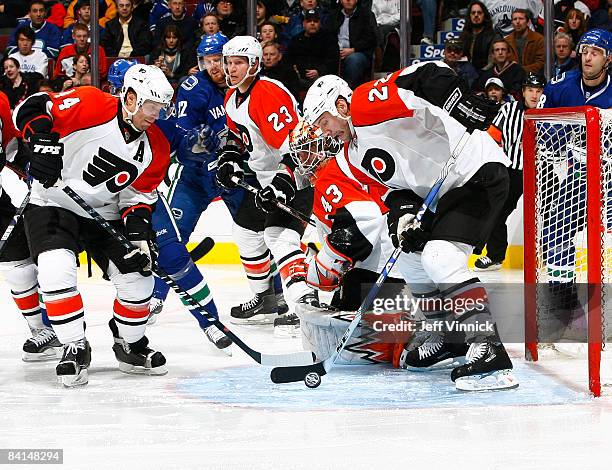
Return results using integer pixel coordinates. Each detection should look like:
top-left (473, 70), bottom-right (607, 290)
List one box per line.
top-left (0, 0), bottom-right (610, 109)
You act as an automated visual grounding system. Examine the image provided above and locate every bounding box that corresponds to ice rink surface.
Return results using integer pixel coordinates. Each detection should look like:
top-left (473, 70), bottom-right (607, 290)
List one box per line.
top-left (1, 265), bottom-right (612, 470)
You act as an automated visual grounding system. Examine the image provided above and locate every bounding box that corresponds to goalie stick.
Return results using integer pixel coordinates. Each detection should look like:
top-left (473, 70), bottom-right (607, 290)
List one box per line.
top-left (62, 185), bottom-right (316, 367)
top-left (270, 130), bottom-right (474, 386)
top-left (230, 176), bottom-right (316, 228)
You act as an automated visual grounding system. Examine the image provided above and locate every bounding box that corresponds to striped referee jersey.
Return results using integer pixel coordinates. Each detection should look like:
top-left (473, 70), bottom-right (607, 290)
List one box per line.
top-left (489, 100), bottom-right (525, 170)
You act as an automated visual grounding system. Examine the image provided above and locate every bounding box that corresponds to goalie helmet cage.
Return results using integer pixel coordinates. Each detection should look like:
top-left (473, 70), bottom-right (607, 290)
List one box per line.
top-left (523, 106), bottom-right (612, 397)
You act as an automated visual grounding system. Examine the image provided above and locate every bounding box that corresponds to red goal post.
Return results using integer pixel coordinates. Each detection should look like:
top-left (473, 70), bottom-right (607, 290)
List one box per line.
top-left (523, 106), bottom-right (611, 397)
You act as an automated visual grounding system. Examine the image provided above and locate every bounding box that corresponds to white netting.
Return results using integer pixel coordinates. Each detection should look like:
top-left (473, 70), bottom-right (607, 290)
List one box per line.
top-left (529, 108), bottom-right (612, 391)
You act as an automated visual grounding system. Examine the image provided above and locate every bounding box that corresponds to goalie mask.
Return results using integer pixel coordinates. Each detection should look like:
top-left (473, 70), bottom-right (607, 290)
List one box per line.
top-left (289, 121), bottom-right (343, 176)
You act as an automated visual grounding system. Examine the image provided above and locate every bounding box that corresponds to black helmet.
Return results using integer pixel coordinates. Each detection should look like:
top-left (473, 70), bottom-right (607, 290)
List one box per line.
top-left (522, 73), bottom-right (545, 89)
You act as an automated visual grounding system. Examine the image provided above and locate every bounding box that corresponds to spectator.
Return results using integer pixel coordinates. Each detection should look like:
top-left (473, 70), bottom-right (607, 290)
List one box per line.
top-left (474, 38), bottom-right (526, 99)
top-left (261, 41), bottom-right (300, 98)
top-left (202, 13), bottom-right (221, 35)
top-left (443, 37), bottom-right (479, 88)
top-left (7, 1), bottom-right (62, 59)
top-left (259, 21), bottom-right (280, 43)
top-left (257, 1), bottom-right (270, 28)
top-left (151, 25), bottom-right (190, 84)
top-left (416, 0), bottom-right (437, 45)
top-left (460, 1), bottom-right (495, 71)
top-left (55, 23), bottom-right (108, 79)
top-left (589, 0), bottom-right (612, 31)
top-left (132, 0), bottom-right (154, 22)
top-left (504, 9), bottom-right (545, 74)
top-left (563, 8), bottom-right (589, 45)
top-left (484, 77), bottom-right (507, 103)
top-left (0, 1), bottom-right (29, 29)
top-left (193, 2), bottom-right (217, 25)
top-left (150, 0), bottom-right (171, 34)
top-left (482, 0), bottom-right (541, 35)
top-left (372, 0), bottom-right (400, 71)
top-left (285, 0), bottom-right (329, 40)
top-left (288, 8), bottom-right (339, 91)
top-left (474, 73), bottom-right (545, 271)
top-left (330, 0), bottom-right (378, 88)
top-left (38, 78), bottom-right (54, 92)
top-left (553, 31), bottom-right (579, 76)
top-left (0, 57), bottom-right (39, 109)
top-left (156, 0), bottom-right (198, 50)
top-left (61, 53), bottom-right (92, 90)
top-left (215, 0), bottom-right (246, 38)
top-left (61, 1), bottom-right (106, 47)
top-left (537, 0), bottom-right (591, 31)
top-left (64, 0), bottom-right (117, 29)
top-left (102, 0), bottom-right (153, 58)
top-left (9, 27), bottom-right (49, 79)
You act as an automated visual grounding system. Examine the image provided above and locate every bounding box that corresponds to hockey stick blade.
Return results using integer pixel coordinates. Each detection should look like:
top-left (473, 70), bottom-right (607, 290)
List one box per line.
top-left (61, 185), bottom-right (316, 368)
top-left (270, 361), bottom-right (326, 384)
top-left (189, 236), bottom-right (215, 262)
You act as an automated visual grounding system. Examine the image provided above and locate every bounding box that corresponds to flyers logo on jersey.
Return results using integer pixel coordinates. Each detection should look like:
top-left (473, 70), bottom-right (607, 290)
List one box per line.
top-left (83, 148), bottom-right (139, 193)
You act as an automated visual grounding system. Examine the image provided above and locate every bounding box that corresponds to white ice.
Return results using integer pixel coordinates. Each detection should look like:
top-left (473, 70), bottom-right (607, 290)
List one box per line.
top-left (1, 264), bottom-right (612, 470)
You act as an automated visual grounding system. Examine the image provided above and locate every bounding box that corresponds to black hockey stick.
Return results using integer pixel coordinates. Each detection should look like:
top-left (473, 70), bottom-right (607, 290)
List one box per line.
top-left (61, 185), bottom-right (316, 367)
top-left (0, 190), bottom-right (31, 258)
top-left (189, 236), bottom-right (215, 262)
top-left (230, 176), bottom-right (316, 228)
top-left (270, 130), bottom-right (474, 387)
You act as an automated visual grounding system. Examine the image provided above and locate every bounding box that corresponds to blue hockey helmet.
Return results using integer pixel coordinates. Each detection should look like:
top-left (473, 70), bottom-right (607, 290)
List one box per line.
top-left (197, 32), bottom-right (229, 72)
top-left (577, 28), bottom-right (611, 57)
top-left (108, 58), bottom-right (139, 96)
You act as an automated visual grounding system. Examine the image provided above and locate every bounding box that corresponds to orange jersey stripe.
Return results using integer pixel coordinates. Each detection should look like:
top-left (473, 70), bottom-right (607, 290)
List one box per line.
top-left (13, 292), bottom-right (39, 311)
top-left (45, 294), bottom-right (84, 317)
top-left (113, 299), bottom-right (150, 319)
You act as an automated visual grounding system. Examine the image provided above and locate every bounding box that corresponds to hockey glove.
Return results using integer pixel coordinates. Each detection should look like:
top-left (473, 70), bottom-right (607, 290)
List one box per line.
top-left (255, 172), bottom-right (296, 213)
top-left (445, 91), bottom-right (499, 132)
top-left (27, 133), bottom-right (64, 188)
top-left (385, 190), bottom-right (423, 248)
top-left (216, 144), bottom-right (243, 189)
top-left (122, 206), bottom-right (155, 273)
top-left (188, 124), bottom-right (220, 155)
top-left (306, 237), bottom-right (353, 292)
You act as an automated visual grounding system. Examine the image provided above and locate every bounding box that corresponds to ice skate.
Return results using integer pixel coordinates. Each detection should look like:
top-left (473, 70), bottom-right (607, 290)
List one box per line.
top-left (274, 312), bottom-right (300, 338)
top-left (230, 287), bottom-right (278, 325)
top-left (451, 341), bottom-right (518, 391)
top-left (147, 297), bottom-right (164, 325)
top-left (276, 291), bottom-right (289, 315)
top-left (203, 324), bottom-right (232, 356)
top-left (109, 320), bottom-right (167, 375)
top-left (22, 327), bottom-right (62, 362)
top-left (56, 339), bottom-right (91, 387)
top-left (474, 256), bottom-right (503, 271)
top-left (400, 332), bottom-right (468, 371)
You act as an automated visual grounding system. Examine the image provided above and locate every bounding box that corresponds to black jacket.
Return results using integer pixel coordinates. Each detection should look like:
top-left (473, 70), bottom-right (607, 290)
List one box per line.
top-left (155, 14), bottom-right (198, 50)
top-left (474, 62), bottom-right (526, 100)
top-left (262, 60), bottom-right (301, 99)
top-left (288, 29), bottom-right (340, 77)
top-left (101, 15), bottom-right (153, 57)
top-left (328, 6), bottom-right (377, 57)
top-left (460, 28), bottom-right (495, 71)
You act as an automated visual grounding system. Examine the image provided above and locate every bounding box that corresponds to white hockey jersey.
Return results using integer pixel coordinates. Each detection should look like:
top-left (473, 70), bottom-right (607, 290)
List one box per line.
top-left (224, 76), bottom-right (300, 187)
top-left (13, 87), bottom-right (170, 219)
top-left (345, 62), bottom-right (510, 205)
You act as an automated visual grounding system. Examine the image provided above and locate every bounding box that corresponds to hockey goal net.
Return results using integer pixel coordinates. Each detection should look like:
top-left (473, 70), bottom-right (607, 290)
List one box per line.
top-left (523, 106), bottom-right (612, 397)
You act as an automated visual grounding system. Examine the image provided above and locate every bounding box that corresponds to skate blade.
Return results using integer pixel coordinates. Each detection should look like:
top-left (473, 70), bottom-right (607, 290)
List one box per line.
top-left (455, 369), bottom-right (519, 391)
top-left (229, 313), bottom-right (277, 325)
top-left (117, 362), bottom-right (168, 376)
top-left (405, 356), bottom-right (466, 372)
top-left (473, 265), bottom-right (502, 272)
top-left (146, 313), bottom-right (159, 326)
top-left (273, 324), bottom-right (301, 339)
top-left (22, 346), bottom-right (62, 362)
top-left (57, 369), bottom-right (89, 387)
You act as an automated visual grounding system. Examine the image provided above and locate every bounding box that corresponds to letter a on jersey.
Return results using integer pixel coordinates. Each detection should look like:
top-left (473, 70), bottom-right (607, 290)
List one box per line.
top-left (83, 147), bottom-right (139, 193)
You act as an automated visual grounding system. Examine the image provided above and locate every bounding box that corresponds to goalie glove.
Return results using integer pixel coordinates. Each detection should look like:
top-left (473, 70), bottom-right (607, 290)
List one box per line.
top-left (27, 132), bottom-right (64, 188)
top-left (122, 206), bottom-right (155, 273)
top-left (254, 171), bottom-right (296, 213)
top-left (444, 90), bottom-right (499, 132)
top-left (306, 237), bottom-right (353, 292)
top-left (215, 144), bottom-right (243, 189)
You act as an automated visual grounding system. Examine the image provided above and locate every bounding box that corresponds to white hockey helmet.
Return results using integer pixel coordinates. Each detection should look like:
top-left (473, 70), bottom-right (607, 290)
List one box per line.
top-left (222, 35), bottom-right (262, 88)
top-left (303, 75), bottom-right (353, 125)
top-left (120, 64), bottom-right (174, 124)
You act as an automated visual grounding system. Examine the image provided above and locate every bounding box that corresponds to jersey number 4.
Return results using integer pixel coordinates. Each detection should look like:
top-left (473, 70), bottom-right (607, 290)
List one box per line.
top-left (267, 106), bottom-right (293, 131)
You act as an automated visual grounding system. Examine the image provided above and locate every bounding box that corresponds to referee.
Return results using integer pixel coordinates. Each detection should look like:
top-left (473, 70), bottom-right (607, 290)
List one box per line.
top-left (474, 73), bottom-right (546, 271)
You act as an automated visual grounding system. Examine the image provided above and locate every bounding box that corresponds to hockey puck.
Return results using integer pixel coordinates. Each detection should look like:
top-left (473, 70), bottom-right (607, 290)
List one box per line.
top-left (304, 372), bottom-right (321, 388)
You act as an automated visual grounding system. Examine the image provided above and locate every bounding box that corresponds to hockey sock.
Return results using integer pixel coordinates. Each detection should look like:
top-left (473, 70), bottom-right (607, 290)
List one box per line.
top-left (113, 298), bottom-right (150, 344)
top-left (152, 275), bottom-right (171, 302)
top-left (271, 261), bottom-right (283, 296)
top-left (12, 284), bottom-right (45, 332)
top-left (171, 258), bottom-right (218, 328)
top-left (40, 295), bottom-right (51, 327)
top-left (44, 287), bottom-right (85, 344)
top-left (0, 259), bottom-right (45, 332)
top-left (240, 249), bottom-right (272, 293)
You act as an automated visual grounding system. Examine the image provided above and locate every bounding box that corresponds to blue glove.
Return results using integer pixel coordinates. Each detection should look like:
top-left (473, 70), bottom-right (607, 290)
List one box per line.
top-left (177, 125), bottom-right (221, 166)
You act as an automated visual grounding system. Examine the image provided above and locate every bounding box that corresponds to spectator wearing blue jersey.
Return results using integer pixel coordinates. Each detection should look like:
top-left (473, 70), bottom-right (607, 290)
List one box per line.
top-left (7, 1), bottom-right (62, 59)
top-left (285, 0), bottom-right (329, 40)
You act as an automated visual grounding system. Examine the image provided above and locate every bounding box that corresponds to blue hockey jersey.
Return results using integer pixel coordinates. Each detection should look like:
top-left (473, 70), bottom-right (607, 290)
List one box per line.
top-left (539, 69), bottom-right (612, 108)
top-left (8, 20), bottom-right (62, 58)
